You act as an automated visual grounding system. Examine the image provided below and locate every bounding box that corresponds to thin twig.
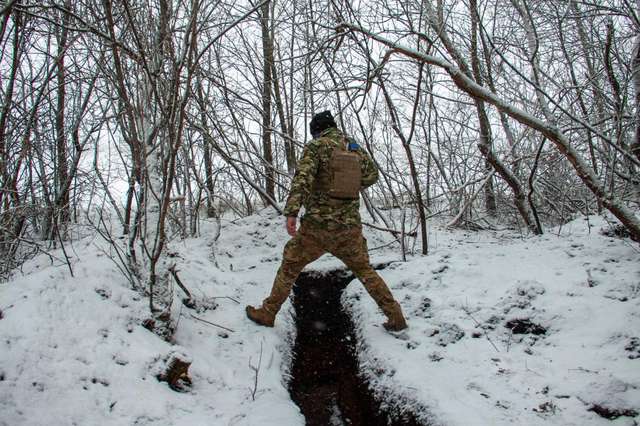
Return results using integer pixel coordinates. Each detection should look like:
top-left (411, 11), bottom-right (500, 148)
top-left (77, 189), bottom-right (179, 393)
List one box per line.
top-left (54, 223), bottom-right (74, 278)
top-left (463, 306), bottom-right (500, 353)
top-left (174, 297), bottom-right (186, 332)
top-left (210, 296), bottom-right (241, 304)
top-left (189, 313), bottom-right (234, 333)
top-left (94, 213), bottom-right (137, 288)
top-left (249, 340), bottom-right (263, 401)
top-left (362, 221), bottom-right (417, 238)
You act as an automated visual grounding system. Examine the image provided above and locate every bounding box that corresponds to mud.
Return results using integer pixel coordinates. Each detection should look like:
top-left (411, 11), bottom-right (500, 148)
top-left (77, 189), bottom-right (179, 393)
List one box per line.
top-left (288, 268), bottom-right (427, 426)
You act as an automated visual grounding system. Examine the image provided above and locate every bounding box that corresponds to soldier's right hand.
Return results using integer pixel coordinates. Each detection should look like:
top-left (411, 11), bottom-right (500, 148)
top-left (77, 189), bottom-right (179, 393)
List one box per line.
top-left (286, 216), bottom-right (297, 237)
top-left (287, 216), bottom-right (297, 237)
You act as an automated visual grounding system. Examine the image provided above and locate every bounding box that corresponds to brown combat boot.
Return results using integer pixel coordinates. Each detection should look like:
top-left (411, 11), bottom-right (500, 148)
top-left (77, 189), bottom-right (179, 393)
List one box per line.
top-left (383, 304), bottom-right (408, 332)
top-left (246, 305), bottom-right (275, 327)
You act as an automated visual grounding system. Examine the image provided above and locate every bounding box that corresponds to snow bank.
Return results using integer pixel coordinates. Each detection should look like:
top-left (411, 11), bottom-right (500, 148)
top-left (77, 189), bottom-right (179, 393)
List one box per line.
top-left (345, 215), bottom-right (640, 425)
top-left (1, 211), bottom-right (639, 425)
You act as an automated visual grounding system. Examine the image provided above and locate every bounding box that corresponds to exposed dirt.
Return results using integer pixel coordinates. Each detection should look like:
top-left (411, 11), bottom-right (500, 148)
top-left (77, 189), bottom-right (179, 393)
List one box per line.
top-left (588, 404), bottom-right (639, 420)
top-left (289, 268), bottom-right (428, 426)
top-left (505, 318), bottom-right (547, 335)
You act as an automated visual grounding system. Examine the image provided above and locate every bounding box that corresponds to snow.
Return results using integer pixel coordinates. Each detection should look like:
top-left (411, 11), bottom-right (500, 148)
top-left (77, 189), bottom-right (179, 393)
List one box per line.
top-left (1, 210), bottom-right (639, 425)
top-left (346, 216), bottom-right (640, 425)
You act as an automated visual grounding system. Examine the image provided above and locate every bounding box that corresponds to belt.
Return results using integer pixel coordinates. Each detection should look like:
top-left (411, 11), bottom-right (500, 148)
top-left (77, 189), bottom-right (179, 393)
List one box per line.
top-left (301, 215), bottom-right (359, 231)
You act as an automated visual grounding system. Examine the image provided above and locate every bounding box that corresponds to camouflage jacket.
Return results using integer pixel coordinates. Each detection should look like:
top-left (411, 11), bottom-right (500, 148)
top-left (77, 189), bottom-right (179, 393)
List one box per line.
top-left (283, 127), bottom-right (378, 227)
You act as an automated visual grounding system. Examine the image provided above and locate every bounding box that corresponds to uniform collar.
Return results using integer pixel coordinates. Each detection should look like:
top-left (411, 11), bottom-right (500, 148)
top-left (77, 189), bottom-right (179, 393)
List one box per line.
top-left (317, 127), bottom-right (341, 138)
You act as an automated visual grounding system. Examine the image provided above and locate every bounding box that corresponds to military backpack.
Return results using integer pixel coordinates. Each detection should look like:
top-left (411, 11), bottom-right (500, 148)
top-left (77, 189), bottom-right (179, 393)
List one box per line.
top-left (327, 137), bottom-right (362, 200)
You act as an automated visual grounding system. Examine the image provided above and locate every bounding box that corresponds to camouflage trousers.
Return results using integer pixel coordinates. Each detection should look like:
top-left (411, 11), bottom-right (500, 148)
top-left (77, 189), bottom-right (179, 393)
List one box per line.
top-left (262, 220), bottom-right (403, 320)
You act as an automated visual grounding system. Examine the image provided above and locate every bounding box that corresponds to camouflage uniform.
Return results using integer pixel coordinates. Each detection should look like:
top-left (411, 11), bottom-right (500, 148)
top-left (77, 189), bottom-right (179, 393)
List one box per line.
top-left (282, 127), bottom-right (378, 226)
top-left (258, 128), bottom-right (406, 328)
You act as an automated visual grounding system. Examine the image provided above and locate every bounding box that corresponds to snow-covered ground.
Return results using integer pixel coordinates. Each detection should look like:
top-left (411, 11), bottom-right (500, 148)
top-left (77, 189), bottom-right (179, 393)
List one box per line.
top-left (1, 210), bottom-right (639, 425)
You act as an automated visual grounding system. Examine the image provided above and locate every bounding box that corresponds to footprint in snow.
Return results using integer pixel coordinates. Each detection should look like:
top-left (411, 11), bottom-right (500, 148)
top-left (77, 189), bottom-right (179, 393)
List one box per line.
top-left (432, 265), bottom-right (448, 274)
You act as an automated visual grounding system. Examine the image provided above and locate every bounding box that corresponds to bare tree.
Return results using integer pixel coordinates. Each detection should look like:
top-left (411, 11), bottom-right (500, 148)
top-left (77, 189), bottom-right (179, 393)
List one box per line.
top-left (2, 0), bottom-right (639, 287)
top-left (339, 21), bottom-right (640, 241)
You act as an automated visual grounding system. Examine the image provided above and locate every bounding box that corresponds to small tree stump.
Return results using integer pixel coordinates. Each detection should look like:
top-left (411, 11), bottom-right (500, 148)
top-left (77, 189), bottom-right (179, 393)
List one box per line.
top-left (157, 349), bottom-right (192, 392)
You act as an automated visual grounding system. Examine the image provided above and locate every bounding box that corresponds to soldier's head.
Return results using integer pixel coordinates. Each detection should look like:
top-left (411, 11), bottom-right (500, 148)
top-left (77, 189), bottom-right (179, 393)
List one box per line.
top-left (310, 110), bottom-right (337, 138)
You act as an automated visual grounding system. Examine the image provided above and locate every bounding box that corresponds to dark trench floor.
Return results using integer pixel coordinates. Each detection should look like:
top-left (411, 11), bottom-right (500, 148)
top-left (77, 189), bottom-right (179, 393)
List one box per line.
top-left (288, 269), bottom-right (427, 426)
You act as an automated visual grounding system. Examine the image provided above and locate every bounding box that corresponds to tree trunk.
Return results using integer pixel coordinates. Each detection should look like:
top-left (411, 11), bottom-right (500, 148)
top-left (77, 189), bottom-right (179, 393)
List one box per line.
top-left (379, 75), bottom-right (429, 255)
top-left (260, 0), bottom-right (276, 201)
top-left (469, 0), bottom-right (497, 217)
top-left (203, 133), bottom-right (217, 218)
top-left (632, 31), bottom-right (640, 162)
top-left (54, 3), bottom-right (70, 240)
top-left (271, 56), bottom-right (295, 176)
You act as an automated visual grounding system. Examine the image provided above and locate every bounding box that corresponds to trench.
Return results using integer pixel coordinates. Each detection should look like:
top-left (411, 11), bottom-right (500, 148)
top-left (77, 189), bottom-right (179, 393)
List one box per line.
top-left (288, 268), bottom-right (427, 426)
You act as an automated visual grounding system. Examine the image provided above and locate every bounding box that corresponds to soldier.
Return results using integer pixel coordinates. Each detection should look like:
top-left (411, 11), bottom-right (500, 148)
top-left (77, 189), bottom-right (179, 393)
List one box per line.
top-left (246, 110), bottom-right (408, 332)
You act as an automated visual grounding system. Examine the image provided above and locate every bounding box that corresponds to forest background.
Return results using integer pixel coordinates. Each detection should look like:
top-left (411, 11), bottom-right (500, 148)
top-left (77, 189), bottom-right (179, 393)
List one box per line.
top-left (0, 0), bottom-right (639, 336)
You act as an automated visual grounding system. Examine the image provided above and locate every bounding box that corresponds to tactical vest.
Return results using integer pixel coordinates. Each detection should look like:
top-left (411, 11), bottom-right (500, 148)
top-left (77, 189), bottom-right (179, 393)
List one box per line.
top-left (315, 137), bottom-right (362, 200)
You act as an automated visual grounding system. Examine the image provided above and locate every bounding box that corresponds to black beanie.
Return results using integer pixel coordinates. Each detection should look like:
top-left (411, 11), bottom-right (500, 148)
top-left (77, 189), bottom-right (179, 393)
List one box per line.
top-left (309, 110), bottom-right (337, 137)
